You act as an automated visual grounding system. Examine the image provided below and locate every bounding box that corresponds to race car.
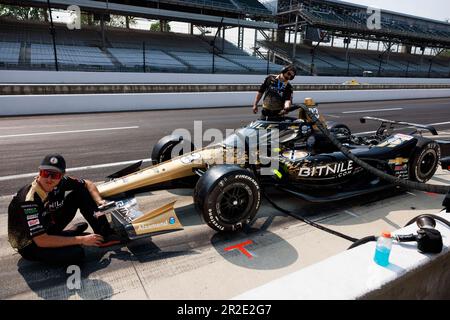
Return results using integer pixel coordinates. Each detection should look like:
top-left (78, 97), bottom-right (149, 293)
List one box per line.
top-left (95, 99), bottom-right (450, 240)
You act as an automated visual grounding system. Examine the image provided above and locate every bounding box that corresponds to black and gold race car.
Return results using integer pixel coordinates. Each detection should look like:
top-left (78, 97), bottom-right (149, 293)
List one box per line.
top-left (95, 99), bottom-right (449, 241)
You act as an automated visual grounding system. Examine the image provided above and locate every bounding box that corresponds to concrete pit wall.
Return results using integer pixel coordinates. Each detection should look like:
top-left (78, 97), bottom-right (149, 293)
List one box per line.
top-left (1, 71), bottom-right (450, 116)
top-left (1, 89), bottom-right (450, 116)
top-left (234, 210), bottom-right (450, 300)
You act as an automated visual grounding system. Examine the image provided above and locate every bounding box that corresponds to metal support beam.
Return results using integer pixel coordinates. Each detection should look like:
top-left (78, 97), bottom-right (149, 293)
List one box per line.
top-left (292, 13), bottom-right (299, 61)
top-left (142, 41), bottom-right (146, 73)
top-left (345, 37), bottom-right (351, 76)
top-left (222, 27), bottom-right (225, 52)
top-left (46, 0), bottom-right (58, 71)
top-left (270, 29), bottom-right (275, 63)
top-left (101, 14), bottom-right (105, 48)
top-left (311, 33), bottom-right (328, 76)
top-left (253, 28), bottom-right (258, 56)
top-left (378, 41), bottom-right (393, 77)
top-left (428, 57), bottom-right (433, 78)
top-left (212, 17), bottom-right (224, 74)
top-left (257, 29), bottom-right (270, 41)
top-left (238, 26), bottom-right (244, 50)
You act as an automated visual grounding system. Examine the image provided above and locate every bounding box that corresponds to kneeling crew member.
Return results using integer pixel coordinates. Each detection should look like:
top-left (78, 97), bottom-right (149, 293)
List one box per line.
top-left (8, 154), bottom-right (120, 266)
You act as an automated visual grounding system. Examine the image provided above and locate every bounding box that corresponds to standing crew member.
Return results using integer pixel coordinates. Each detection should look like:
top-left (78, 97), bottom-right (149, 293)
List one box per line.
top-left (252, 65), bottom-right (296, 120)
top-left (8, 154), bottom-right (121, 266)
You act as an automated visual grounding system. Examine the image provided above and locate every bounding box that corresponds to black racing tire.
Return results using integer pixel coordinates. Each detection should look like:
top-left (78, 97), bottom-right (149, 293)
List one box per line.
top-left (409, 141), bottom-right (440, 183)
top-left (151, 135), bottom-right (194, 165)
top-left (194, 165), bottom-right (261, 232)
top-left (328, 122), bottom-right (352, 136)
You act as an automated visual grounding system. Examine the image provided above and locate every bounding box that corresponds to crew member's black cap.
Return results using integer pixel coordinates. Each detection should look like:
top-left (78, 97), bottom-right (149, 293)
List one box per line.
top-left (39, 154), bottom-right (66, 173)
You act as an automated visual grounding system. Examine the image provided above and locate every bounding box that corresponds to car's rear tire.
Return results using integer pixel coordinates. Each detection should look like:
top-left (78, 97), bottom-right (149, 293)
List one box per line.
top-left (194, 165), bottom-right (261, 232)
top-left (151, 135), bottom-right (194, 165)
top-left (409, 142), bottom-right (440, 183)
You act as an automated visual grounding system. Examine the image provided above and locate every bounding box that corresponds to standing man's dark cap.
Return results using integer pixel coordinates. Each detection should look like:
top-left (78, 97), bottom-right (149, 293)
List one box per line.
top-left (39, 154), bottom-right (66, 173)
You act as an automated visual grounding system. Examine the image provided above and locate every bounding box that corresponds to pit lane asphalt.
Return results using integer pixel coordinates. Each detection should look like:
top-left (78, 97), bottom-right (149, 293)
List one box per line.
top-left (1, 97), bottom-right (450, 299)
top-left (1, 97), bottom-right (450, 196)
top-left (0, 171), bottom-right (449, 299)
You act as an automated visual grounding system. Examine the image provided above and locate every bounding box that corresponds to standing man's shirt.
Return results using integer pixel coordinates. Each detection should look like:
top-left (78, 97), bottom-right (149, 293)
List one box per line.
top-left (258, 75), bottom-right (293, 112)
top-left (8, 176), bottom-right (86, 250)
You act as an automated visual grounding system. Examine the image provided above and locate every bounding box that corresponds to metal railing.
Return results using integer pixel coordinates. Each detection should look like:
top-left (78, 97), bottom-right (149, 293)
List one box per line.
top-left (300, 7), bottom-right (450, 44)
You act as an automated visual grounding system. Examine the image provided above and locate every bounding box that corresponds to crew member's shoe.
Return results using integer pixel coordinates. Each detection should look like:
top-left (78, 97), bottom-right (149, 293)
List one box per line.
top-left (98, 231), bottom-right (122, 248)
top-left (62, 222), bottom-right (89, 236)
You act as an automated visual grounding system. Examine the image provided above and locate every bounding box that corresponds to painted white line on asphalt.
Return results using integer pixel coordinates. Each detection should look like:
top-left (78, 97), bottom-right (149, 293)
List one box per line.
top-left (0, 126), bottom-right (139, 138)
top-left (324, 114), bottom-right (341, 118)
top-left (406, 192), bottom-right (417, 197)
top-left (344, 210), bottom-right (360, 218)
top-left (342, 108), bottom-right (403, 114)
top-left (0, 195), bottom-right (14, 201)
top-left (0, 158), bottom-right (152, 182)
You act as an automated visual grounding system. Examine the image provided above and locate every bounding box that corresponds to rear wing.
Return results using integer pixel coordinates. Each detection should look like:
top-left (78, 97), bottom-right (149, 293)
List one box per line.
top-left (360, 116), bottom-right (438, 136)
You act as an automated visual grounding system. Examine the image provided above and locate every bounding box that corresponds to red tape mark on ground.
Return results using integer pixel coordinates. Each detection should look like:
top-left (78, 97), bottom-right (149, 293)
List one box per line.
top-left (426, 192), bottom-right (438, 197)
top-left (224, 240), bottom-right (253, 259)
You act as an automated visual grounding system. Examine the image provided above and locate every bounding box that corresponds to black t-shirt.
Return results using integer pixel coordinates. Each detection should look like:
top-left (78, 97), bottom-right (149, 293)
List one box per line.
top-left (258, 75), bottom-right (293, 111)
top-left (8, 176), bottom-right (86, 250)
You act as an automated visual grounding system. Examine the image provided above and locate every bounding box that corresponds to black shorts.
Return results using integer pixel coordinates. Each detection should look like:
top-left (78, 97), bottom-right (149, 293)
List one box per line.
top-left (18, 241), bottom-right (85, 266)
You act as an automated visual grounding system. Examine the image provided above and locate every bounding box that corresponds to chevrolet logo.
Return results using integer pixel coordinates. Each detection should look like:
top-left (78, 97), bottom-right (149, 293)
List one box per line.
top-left (388, 157), bottom-right (408, 165)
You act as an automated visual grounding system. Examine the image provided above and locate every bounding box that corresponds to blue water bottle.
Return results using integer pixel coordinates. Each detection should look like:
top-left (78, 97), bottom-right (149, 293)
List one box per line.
top-left (374, 231), bottom-right (392, 267)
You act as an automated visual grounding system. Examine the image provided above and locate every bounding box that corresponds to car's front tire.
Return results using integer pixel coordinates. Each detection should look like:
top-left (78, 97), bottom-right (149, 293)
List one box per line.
top-left (194, 165), bottom-right (261, 232)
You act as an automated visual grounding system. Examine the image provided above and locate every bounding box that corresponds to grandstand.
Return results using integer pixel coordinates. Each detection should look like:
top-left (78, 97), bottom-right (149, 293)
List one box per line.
top-left (0, 0), bottom-right (282, 73)
top-left (1, 0), bottom-right (449, 77)
top-left (261, 40), bottom-right (450, 77)
top-left (268, 0), bottom-right (450, 77)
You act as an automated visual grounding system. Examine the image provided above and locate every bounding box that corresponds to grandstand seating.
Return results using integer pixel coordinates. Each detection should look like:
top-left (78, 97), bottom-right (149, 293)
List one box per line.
top-left (106, 48), bottom-right (189, 72)
top-left (0, 42), bottom-right (21, 65)
top-left (204, 35), bottom-right (247, 55)
top-left (148, 0), bottom-right (271, 15)
top-left (296, 1), bottom-right (450, 45)
top-left (31, 44), bottom-right (114, 69)
top-left (1, 0), bottom-right (448, 78)
top-left (259, 40), bottom-right (450, 77)
top-left (156, 0), bottom-right (239, 12)
top-left (107, 29), bottom-right (211, 52)
top-left (170, 51), bottom-right (246, 72)
top-left (221, 54), bottom-right (281, 73)
top-left (234, 0), bottom-right (271, 15)
top-left (0, 18), bottom-right (283, 74)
